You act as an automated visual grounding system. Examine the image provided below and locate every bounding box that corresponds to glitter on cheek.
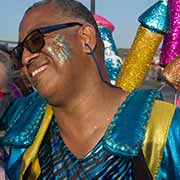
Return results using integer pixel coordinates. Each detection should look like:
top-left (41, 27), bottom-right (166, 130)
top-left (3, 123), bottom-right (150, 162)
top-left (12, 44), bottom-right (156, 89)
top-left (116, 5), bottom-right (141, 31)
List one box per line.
top-left (47, 35), bottom-right (71, 64)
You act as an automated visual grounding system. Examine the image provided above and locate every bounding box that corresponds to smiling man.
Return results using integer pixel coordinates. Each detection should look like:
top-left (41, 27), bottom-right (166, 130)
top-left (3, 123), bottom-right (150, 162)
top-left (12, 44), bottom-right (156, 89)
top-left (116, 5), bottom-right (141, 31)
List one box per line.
top-left (1, 0), bottom-right (172, 179)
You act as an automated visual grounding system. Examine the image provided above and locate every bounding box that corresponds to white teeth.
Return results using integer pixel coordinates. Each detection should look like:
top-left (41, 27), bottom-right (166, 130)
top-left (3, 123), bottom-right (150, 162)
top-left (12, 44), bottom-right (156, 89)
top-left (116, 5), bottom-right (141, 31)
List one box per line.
top-left (32, 65), bottom-right (47, 77)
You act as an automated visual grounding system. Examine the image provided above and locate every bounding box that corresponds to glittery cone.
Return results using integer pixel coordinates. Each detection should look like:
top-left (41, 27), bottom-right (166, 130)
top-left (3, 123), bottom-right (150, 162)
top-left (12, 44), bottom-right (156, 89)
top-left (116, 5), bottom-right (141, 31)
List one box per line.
top-left (161, 55), bottom-right (180, 90)
top-left (116, 0), bottom-right (170, 92)
top-left (94, 14), bottom-right (123, 84)
top-left (139, 0), bottom-right (170, 34)
top-left (160, 0), bottom-right (180, 66)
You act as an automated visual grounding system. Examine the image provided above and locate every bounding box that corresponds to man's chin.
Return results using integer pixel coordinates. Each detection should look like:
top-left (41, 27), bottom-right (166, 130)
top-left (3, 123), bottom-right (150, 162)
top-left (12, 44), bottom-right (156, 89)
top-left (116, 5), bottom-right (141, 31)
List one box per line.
top-left (35, 85), bottom-right (50, 99)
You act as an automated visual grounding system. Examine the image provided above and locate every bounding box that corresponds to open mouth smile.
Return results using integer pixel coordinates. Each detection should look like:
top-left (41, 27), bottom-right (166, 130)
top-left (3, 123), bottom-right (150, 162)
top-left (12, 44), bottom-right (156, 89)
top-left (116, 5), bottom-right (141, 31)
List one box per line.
top-left (30, 65), bottom-right (47, 77)
top-left (31, 64), bottom-right (48, 77)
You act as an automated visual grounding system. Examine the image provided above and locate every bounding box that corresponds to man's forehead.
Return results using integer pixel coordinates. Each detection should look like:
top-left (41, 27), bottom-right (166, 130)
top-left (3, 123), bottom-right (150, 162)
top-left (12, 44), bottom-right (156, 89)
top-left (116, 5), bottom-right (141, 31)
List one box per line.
top-left (21, 7), bottom-right (52, 28)
top-left (19, 7), bottom-right (65, 40)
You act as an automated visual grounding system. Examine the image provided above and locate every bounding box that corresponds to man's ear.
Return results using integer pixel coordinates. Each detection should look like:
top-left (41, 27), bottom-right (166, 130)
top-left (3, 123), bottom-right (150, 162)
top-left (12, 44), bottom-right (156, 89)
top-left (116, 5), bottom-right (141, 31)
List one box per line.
top-left (79, 24), bottom-right (97, 53)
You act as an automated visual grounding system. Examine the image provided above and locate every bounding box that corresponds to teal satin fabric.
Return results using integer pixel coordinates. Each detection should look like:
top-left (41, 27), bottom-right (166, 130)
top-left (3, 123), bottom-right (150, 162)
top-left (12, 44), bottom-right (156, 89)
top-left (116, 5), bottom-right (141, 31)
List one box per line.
top-left (0, 93), bottom-right (46, 147)
top-left (6, 148), bottom-right (25, 180)
top-left (37, 119), bottom-right (133, 179)
top-left (1, 89), bottom-right (159, 179)
top-left (0, 92), bottom-right (46, 180)
top-left (103, 89), bottom-right (162, 157)
top-left (157, 107), bottom-right (180, 180)
top-left (3, 89), bottom-right (178, 179)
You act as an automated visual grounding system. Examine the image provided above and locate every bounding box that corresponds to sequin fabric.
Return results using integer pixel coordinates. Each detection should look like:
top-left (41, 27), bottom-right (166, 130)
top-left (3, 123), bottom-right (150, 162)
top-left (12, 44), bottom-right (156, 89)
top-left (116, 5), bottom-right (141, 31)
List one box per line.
top-left (160, 0), bottom-right (180, 66)
top-left (37, 119), bottom-right (133, 180)
top-left (103, 89), bottom-right (162, 157)
top-left (98, 26), bottom-right (122, 84)
top-left (0, 93), bottom-right (46, 147)
top-left (0, 89), bottom-right (162, 179)
top-left (116, 26), bottom-right (162, 92)
top-left (138, 0), bottom-right (170, 34)
top-left (116, 0), bottom-right (169, 92)
top-left (37, 89), bottom-right (161, 179)
top-left (162, 55), bottom-right (180, 90)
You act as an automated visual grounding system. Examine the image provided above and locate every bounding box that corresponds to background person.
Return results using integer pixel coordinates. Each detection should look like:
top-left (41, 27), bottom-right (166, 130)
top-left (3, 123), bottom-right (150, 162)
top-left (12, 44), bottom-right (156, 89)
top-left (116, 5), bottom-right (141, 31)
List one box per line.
top-left (0, 48), bottom-right (17, 180)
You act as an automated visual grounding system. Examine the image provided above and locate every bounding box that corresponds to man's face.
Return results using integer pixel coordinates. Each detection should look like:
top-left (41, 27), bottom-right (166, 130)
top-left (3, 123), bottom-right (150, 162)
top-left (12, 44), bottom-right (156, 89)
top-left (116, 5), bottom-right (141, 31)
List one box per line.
top-left (19, 4), bottom-right (85, 104)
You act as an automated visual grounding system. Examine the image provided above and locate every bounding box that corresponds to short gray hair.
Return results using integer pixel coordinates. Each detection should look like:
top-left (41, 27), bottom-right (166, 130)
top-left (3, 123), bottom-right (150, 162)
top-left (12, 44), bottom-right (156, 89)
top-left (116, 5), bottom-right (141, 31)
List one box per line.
top-left (25, 0), bottom-right (100, 37)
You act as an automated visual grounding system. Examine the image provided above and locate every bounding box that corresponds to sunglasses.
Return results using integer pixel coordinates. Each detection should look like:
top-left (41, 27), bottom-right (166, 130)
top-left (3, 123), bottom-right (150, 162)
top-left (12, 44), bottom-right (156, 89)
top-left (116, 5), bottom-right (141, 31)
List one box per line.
top-left (11, 22), bottom-right (82, 68)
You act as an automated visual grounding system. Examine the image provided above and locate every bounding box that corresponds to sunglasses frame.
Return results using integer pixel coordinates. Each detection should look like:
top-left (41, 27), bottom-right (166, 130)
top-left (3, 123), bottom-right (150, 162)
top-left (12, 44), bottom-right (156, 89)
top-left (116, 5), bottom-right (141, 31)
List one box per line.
top-left (11, 22), bottom-right (83, 67)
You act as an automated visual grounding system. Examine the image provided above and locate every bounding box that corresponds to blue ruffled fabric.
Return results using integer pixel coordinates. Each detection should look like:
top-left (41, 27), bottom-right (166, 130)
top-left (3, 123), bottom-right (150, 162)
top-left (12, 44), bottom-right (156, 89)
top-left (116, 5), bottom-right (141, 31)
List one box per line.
top-left (156, 107), bottom-right (180, 180)
top-left (103, 89), bottom-right (162, 157)
top-left (37, 119), bottom-right (133, 179)
top-left (0, 89), bottom-right (163, 179)
top-left (0, 92), bottom-right (46, 148)
top-left (0, 92), bottom-right (46, 180)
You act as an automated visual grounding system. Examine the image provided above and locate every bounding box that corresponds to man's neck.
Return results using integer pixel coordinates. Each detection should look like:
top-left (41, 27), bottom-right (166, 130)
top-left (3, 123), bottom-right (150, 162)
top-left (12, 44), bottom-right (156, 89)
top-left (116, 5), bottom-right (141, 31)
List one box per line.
top-left (53, 83), bottom-right (127, 135)
top-left (51, 83), bottom-right (128, 158)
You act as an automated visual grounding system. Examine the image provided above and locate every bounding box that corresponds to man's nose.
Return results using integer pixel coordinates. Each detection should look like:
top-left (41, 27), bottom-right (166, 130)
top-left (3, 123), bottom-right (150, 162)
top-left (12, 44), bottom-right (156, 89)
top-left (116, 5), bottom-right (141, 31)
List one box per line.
top-left (22, 48), bottom-right (32, 65)
top-left (22, 48), bottom-right (39, 66)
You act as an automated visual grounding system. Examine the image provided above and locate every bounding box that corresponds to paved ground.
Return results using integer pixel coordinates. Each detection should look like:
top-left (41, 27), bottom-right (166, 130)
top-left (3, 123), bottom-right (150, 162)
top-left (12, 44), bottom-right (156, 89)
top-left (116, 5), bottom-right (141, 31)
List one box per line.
top-left (142, 80), bottom-right (178, 104)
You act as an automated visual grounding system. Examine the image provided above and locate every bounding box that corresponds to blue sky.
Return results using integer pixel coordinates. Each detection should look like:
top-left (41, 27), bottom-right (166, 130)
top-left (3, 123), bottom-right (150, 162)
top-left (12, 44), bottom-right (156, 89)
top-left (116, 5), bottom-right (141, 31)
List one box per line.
top-left (0, 0), bottom-right (157, 48)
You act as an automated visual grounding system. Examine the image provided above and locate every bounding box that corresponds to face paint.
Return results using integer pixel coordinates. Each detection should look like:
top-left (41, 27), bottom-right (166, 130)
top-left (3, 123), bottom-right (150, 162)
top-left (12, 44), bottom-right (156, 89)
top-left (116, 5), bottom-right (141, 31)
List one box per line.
top-left (24, 36), bottom-right (72, 92)
top-left (48, 35), bottom-right (71, 64)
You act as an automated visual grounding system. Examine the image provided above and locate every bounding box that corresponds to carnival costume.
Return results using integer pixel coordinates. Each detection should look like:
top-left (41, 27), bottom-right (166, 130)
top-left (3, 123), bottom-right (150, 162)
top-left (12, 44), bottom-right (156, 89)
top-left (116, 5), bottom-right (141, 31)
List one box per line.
top-left (1, 1), bottom-right (180, 179)
top-left (0, 89), bottom-right (162, 180)
top-left (0, 88), bottom-right (179, 179)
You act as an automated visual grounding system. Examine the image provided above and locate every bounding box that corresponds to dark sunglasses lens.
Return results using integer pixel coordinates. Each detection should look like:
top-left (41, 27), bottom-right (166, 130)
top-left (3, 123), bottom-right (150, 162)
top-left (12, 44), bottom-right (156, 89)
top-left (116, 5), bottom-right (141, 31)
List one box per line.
top-left (25, 31), bottom-right (44, 53)
top-left (13, 46), bottom-right (23, 60)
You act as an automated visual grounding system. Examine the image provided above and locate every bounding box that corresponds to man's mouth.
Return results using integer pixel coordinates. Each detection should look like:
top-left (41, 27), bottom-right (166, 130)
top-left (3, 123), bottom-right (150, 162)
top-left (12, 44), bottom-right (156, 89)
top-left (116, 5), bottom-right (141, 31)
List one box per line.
top-left (31, 65), bottom-right (48, 77)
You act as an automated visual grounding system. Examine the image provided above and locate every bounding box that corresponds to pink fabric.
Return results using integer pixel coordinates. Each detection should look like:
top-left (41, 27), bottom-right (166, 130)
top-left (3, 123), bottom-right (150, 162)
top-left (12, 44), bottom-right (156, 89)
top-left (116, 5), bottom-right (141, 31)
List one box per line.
top-left (176, 96), bottom-right (180, 106)
top-left (94, 14), bottom-right (115, 32)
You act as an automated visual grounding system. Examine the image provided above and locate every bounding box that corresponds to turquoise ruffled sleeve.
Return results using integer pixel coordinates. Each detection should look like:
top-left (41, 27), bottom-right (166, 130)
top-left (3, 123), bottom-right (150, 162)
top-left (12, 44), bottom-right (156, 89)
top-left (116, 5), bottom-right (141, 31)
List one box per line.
top-left (0, 92), bottom-right (47, 180)
top-left (0, 92), bottom-right (46, 147)
top-left (103, 89), bottom-right (162, 157)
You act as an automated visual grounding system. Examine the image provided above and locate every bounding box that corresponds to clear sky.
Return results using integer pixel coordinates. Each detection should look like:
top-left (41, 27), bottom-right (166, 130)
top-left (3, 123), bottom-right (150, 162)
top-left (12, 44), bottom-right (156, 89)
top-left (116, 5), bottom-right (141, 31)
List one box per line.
top-left (0, 0), bottom-right (157, 48)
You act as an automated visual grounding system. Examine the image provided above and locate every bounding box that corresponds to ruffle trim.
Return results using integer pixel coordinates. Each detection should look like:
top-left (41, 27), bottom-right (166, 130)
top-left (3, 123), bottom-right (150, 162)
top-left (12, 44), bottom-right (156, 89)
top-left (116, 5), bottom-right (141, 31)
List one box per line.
top-left (103, 89), bottom-right (162, 157)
